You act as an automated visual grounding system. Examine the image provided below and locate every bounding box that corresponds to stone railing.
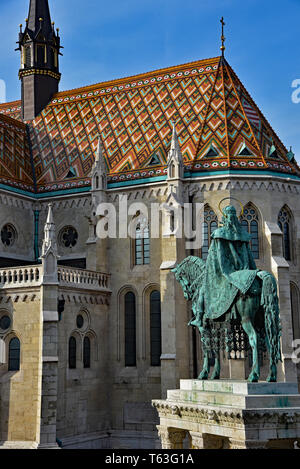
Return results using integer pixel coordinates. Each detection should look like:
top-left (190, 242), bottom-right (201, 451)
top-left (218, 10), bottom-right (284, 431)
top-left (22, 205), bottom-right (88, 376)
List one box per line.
top-left (0, 265), bottom-right (110, 292)
top-left (0, 265), bottom-right (43, 288)
top-left (57, 266), bottom-right (110, 291)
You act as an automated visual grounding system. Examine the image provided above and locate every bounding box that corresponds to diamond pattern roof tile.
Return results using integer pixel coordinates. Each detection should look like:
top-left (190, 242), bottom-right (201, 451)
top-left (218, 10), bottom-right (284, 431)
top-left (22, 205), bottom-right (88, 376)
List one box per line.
top-left (0, 56), bottom-right (298, 194)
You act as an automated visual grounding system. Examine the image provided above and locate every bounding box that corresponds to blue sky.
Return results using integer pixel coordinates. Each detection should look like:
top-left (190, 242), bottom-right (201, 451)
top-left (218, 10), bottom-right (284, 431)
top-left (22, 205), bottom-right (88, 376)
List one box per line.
top-left (0, 0), bottom-right (300, 159)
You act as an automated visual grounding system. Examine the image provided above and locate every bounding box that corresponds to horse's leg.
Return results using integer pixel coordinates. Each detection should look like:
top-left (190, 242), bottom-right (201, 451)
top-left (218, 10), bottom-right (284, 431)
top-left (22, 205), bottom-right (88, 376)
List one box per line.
top-left (198, 350), bottom-right (210, 380)
top-left (210, 350), bottom-right (220, 380)
top-left (267, 361), bottom-right (277, 383)
top-left (210, 326), bottom-right (220, 380)
top-left (241, 317), bottom-right (260, 382)
top-left (198, 325), bottom-right (210, 380)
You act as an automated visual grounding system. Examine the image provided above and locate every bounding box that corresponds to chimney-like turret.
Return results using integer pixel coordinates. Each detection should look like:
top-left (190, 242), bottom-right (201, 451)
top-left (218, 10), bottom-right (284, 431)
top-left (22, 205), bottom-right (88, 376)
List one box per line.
top-left (17, 0), bottom-right (63, 121)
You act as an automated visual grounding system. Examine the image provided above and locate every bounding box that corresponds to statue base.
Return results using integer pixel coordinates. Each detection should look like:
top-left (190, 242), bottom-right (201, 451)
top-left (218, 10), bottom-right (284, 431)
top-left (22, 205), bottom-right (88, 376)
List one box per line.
top-left (152, 380), bottom-right (300, 449)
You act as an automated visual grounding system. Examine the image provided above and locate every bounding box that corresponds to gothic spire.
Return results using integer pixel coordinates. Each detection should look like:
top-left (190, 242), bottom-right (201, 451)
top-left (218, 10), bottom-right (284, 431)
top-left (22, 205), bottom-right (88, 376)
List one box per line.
top-left (168, 122), bottom-right (183, 165)
top-left (167, 122), bottom-right (184, 180)
top-left (27, 0), bottom-right (53, 39)
top-left (42, 203), bottom-right (57, 257)
top-left (91, 136), bottom-right (107, 191)
top-left (41, 203), bottom-right (58, 284)
top-left (95, 137), bottom-right (105, 165)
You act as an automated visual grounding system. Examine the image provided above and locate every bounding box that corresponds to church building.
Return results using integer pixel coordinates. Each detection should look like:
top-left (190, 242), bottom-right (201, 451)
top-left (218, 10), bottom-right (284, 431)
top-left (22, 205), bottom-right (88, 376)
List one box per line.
top-left (0, 0), bottom-right (299, 449)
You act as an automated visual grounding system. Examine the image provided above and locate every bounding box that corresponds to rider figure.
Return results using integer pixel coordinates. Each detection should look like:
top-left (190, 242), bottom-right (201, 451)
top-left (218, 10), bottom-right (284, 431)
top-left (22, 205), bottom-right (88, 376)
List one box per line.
top-left (191, 205), bottom-right (258, 327)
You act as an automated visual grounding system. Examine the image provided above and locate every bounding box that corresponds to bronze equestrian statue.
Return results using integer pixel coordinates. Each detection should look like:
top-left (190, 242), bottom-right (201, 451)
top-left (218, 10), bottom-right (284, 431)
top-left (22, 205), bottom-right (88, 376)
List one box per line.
top-left (172, 204), bottom-right (282, 383)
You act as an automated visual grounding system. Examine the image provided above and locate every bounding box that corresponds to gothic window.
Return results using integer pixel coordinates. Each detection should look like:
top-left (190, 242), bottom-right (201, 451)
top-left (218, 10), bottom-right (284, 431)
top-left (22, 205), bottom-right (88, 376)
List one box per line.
top-left (278, 207), bottom-right (292, 261)
top-left (83, 336), bottom-right (91, 369)
top-left (0, 315), bottom-right (11, 331)
top-left (8, 337), bottom-right (20, 371)
top-left (49, 47), bottom-right (57, 68)
top-left (37, 45), bottom-right (45, 66)
top-left (150, 291), bottom-right (162, 366)
top-left (76, 314), bottom-right (84, 329)
top-left (59, 226), bottom-right (78, 248)
top-left (68, 336), bottom-right (76, 369)
top-left (201, 206), bottom-right (218, 260)
top-left (240, 204), bottom-right (260, 259)
top-left (1, 224), bottom-right (17, 247)
top-left (170, 208), bottom-right (175, 234)
top-left (125, 292), bottom-right (136, 367)
top-left (290, 283), bottom-right (300, 341)
top-left (134, 221), bottom-right (150, 265)
top-left (24, 46), bottom-right (31, 68)
top-left (54, 50), bottom-right (58, 68)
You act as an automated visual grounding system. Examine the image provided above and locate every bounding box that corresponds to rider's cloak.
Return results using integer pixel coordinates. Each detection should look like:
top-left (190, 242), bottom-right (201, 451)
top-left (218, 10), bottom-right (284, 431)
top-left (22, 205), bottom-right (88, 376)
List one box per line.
top-left (204, 221), bottom-right (259, 320)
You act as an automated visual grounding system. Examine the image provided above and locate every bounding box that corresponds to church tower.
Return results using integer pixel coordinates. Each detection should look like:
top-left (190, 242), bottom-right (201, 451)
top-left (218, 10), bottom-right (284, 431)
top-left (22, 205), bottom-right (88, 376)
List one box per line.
top-left (17, 0), bottom-right (62, 121)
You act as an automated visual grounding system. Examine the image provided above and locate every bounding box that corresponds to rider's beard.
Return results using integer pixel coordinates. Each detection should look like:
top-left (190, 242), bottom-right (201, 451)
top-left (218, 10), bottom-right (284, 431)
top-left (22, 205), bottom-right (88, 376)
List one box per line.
top-left (226, 216), bottom-right (240, 233)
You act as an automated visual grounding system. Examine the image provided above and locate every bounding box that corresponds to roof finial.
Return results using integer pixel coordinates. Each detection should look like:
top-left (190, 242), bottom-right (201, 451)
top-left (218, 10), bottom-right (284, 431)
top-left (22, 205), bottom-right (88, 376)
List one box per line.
top-left (220, 17), bottom-right (226, 57)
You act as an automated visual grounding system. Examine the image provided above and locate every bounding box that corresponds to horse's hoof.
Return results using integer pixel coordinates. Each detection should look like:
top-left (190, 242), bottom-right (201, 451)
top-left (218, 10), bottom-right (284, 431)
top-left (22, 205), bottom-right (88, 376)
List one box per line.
top-left (248, 373), bottom-right (259, 383)
top-left (210, 374), bottom-right (220, 380)
top-left (266, 374), bottom-right (277, 383)
top-left (198, 371), bottom-right (209, 380)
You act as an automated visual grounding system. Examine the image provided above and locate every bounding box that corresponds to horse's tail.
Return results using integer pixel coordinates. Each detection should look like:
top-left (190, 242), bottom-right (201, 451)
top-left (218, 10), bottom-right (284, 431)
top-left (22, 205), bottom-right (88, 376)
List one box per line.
top-left (258, 271), bottom-right (282, 363)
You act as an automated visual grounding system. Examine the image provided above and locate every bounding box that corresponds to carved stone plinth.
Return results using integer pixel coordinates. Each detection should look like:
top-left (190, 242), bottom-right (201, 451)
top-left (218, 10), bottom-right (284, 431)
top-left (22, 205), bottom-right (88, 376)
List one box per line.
top-left (152, 380), bottom-right (300, 450)
top-left (157, 426), bottom-right (186, 449)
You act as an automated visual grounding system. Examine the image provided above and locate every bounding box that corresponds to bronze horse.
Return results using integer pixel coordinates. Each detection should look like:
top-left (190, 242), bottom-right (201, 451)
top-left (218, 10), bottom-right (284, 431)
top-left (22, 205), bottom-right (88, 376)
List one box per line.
top-left (172, 206), bottom-right (281, 382)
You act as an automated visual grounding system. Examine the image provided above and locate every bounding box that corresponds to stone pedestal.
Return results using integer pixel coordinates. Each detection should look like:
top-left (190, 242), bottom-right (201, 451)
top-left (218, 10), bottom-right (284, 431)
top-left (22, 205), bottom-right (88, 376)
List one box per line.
top-left (152, 380), bottom-right (300, 449)
top-left (229, 359), bottom-right (246, 380)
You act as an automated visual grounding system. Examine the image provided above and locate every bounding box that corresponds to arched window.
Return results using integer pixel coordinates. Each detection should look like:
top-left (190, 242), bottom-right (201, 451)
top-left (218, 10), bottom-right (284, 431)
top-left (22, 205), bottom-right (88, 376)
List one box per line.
top-left (37, 45), bottom-right (45, 66)
top-left (83, 336), bottom-right (91, 368)
top-left (278, 206), bottom-right (292, 261)
top-left (150, 290), bottom-right (162, 366)
top-left (125, 292), bottom-right (136, 366)
top-left (240, 204), bottom-right (260, 259)
top-left (201, 206), bottom-right (218, 260)
top-left (24, 46), bottom-right (31, 68)
top-left (8, 337), bottom-right (20, 371)
top-left (291, 283), bottom-right (300, 341)
top-left (134, 221), bottom-right (150, 265)
top-left (68, 336), bottom-right (76, 369)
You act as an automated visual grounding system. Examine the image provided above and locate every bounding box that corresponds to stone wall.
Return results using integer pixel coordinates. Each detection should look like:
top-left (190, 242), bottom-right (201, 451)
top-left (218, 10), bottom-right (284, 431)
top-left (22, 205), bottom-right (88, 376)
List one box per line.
top-left (56, 292), bottom-right (110, 440)
top-left (0, 194), bottom-right (35, 263)
top-left (37, 196), bottom-right (91, 264)
top-left (0, 291), bottom-right (42, 444)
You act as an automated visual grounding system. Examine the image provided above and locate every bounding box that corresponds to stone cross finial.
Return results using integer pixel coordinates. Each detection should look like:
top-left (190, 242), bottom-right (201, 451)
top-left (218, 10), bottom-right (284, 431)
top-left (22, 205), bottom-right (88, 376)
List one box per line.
top-left (220, 17), bottom-right (226, 56)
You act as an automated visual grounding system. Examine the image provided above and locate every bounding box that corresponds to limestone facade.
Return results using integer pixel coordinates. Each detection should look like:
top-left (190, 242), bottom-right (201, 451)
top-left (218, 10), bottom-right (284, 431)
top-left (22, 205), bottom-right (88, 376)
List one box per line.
top-left (0, 169), bottom-right (299, 448)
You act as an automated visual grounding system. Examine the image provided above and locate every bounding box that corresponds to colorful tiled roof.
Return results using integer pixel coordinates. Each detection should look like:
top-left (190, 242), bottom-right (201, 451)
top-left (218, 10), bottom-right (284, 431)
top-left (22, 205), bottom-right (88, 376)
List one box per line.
top-left (0, 56), bottom-right (299, 194)
top-left (0, 113), bottom-right (34, 192)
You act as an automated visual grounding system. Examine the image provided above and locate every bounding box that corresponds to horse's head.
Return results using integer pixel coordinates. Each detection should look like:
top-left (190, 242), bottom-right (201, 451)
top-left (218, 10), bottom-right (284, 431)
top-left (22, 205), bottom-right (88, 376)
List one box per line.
top-left (172, 264), bottom-right (192, 300)
top-left (172, 256), bottom-right (206, 301)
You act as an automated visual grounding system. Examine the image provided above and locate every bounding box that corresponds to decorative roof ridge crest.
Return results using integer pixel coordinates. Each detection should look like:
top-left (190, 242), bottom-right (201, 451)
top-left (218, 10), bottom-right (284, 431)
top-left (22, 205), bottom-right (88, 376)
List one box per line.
top-left (50, 56), bottom-right (222, 100)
